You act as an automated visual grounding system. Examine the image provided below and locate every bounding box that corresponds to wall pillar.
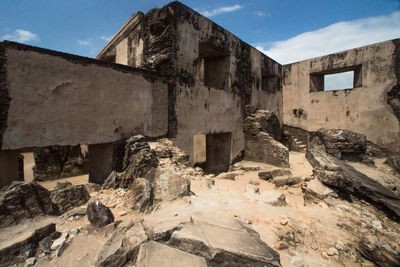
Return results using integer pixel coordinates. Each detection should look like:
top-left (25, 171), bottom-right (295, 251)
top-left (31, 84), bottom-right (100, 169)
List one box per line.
top-left (0, 150), bottom-right (22, 189)
top-left (89, 143), bottom-right (113, 184)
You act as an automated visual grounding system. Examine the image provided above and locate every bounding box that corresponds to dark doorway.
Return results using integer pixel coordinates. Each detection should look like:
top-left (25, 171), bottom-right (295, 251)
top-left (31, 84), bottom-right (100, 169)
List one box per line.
top-left (205, 133), bottom-right (232, 173)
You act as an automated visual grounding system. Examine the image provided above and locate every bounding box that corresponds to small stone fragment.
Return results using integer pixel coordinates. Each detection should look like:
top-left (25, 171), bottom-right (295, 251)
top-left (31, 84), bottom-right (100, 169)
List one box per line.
top-left (87, 198), bottom-right (114, 227)
top-left (274, 241), bottom-right (289, 250)
top-left (280, 218), bottom-right (288, 225)
top-left (24, 257), bottom-right (37, 267)
top-left (310, 242), bottom-right (318, 250)
top-left (326, 247), bottom-right (338, 256)
top-left (321, 251), bottom-right (329, 260)
top-left (245, 183), bottom-right (260, 194)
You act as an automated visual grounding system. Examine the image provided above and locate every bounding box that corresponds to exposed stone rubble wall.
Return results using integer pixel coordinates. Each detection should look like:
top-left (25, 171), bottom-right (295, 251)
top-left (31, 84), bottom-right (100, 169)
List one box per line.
top-left (244, 109), bottom-right (289, 167)
top-left (33, 145), bottom-right (88, 181)
top-left (283, 40), bottom-right (400, 152)
top-left (0, 41), bottom-right (168, 150)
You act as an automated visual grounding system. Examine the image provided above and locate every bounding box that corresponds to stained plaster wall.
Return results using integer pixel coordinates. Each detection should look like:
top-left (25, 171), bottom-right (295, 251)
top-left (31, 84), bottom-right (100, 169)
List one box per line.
top-left (282, 40), bottom-right (400, 152)
top-left (99, 1), bottom-right (283, 163)
top-left (0, 42), bottom-right (168, 150)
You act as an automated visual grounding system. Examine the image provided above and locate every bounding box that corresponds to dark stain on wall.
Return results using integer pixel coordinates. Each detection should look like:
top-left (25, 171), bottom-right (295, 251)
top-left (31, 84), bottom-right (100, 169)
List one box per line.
top-left (0, 43), bottom-right (10, 149)
top-left (293, 108), bottom-right (307, 119)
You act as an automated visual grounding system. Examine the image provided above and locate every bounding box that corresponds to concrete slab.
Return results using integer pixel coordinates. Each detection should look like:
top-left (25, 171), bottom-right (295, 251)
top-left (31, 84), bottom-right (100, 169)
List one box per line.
top-left (135, 241), bottom-right (207, 267)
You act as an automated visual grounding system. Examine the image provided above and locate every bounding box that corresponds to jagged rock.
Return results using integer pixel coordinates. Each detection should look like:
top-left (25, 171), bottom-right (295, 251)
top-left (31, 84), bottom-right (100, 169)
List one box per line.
top-left (258, 168), bottom-right (292, 181)
top-left (24, 257), bottom-right (37, 267)
top-left (385, 153), bottom-right (400, 174)
top-left (120, 148), bottom-right (158, 188)
top-left (50, 184), bottom-right (90, 214)
top-left (316, 129), bottom-right (366, 161)
top-left (273, 176), bottom-right (302, 187)
top-left (124, 178), bottom-right (152, 212)
top-left (0, 223), bottom-right (55, 266)
top-left (306, 137), bottom-right (400, 220)
top-left (123, 135), bottom-right (149, 171)
top-left (33, 145), bottom-right (88, 181)
top-left (95, 223), bottom-right (147, 267)
top-left (83, 182), bottom-right (101, 193)
top-left (357, 234), bottom-right (400, 267)
top-left (150, 167), bottom-right (190, 201)
top-left (304, 179), bottom-right (338, 201)
top-left (136, 241), bottom-right (207, 267)
top-left (87, 198), bottom-right (114, 227)
top-left (38, 236), bottom-right (52, 254)
top-left (168, 213), bottom-right (281, 266)
top-left (102, 171), bottom-right (122, 189)
top-left (0, 181), bottom-right (54, 226)
top-left (244, 109), bottom-right (282, 141)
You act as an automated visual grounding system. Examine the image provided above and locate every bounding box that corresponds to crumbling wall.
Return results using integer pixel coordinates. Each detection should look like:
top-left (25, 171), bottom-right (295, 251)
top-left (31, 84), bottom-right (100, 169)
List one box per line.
top-left (282, 40), bottom-right (400, 152)
top-left (0, 41), bottom-right (168, 150)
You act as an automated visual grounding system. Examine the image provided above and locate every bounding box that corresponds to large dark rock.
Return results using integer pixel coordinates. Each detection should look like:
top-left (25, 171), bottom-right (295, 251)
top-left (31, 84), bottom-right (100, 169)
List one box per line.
top-left (50, 184), bottom-right (90, 214)
top-left (33, 145), bottom-right (88, 181)
top-left (0, 181), bottom-right (54, 227)
top-left (357, 234), bottom-right (400, 267)
top-left (87, 198), bottom-right (114, 227)
top-left (306, 137), bottom-right (400, 221)
top-left (315, 129), bottom-right (366, 161)
top-left (124, 178), bottom-right (152, 212)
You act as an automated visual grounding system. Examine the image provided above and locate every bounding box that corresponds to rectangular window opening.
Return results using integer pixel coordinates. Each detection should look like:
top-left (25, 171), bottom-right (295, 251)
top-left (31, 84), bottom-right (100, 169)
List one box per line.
top-left (261, 72), bottom-right (279, 93)
top-left (310, 65), bottom-right (362, 92)
top-left (199, 42), bottom-right (229, 90)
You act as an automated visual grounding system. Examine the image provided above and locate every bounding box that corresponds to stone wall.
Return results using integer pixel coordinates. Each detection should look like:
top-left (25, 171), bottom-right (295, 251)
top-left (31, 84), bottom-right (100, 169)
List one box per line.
top-left (0, 41), bottom-right (168, 150)
top-left (282, 40), bottom-right (400, 152)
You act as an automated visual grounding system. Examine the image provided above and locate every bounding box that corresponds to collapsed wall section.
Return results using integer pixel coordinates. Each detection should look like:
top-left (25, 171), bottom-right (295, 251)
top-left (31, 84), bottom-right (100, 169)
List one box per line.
top-left (0, 41), bottom-right (168, 150)
top-left (282, 40), bottom-right (400, 152)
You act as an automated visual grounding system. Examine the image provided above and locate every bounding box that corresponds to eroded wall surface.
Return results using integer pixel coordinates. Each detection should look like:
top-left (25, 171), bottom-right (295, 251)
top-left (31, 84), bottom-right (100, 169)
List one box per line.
top-left (0, 42), bottom-right (168, 150)
top-left (282, 40), bottom-right (400, 152)
top-left (99, 2), bottom-right (283, 162)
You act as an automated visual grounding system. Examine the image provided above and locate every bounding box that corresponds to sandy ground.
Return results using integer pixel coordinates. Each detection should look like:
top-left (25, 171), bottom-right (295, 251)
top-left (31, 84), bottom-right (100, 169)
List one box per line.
top-left (14, 150), bottom-right (399, 266)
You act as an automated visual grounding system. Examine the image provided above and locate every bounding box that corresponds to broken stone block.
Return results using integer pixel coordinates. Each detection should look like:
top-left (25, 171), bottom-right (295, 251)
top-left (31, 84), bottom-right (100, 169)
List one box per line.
top-left (102, 171), bottom-right (122, 189)
top-left (87, 198), bottom-right (114, 227)
top-left (305, 178), bottom-right (338, 200)
top-left (169, 213), bottom-right (281, 266)
top-left (357, 234), bottom-right (400, 267)
top-left (0, 181), bottom-right (54, 227)
top-left (50, 184), bottom-right (90, 214)
top-left (258, 168), bottom-right (292, 181)
top-left (136, 241), bottom-right (207, 267)
top-left (150, 167), bottom-right (190, 201)
top-left (95, 223), bottom-right (147, 267)
top-left (124, 178), bottom-right (152, 212)
top-left (273, 176), bottom-right (302, 187)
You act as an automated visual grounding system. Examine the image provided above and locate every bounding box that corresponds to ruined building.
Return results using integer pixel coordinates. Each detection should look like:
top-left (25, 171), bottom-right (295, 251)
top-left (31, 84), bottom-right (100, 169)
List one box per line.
top-left (0, 1), bottom-right (399, 186)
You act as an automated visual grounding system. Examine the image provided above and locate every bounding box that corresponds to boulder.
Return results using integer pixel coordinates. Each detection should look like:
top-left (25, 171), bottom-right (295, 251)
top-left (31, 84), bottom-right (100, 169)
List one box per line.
top-left (87, 198), bottom-right (114, 227)
top-left (95, 223), bottom-right (147, 267)
top-left (124, 178), bottom-right (152, 212)
top-left (50, 184), bottom-right (90, 214)
top-left (273, 176), bottom-right (302, 187)
top-left (258, 168), bottom-right (292, 181)
top-left (150, 167), bottom-right (190, 201)
top-left (136, 241), bottom-right (207, 267)
top-left (0, 181), bottom-right (54, 227)
top-left (315, 129), bottom-right (366, 161)
top-left (306, 137), bottom-right (400, 221)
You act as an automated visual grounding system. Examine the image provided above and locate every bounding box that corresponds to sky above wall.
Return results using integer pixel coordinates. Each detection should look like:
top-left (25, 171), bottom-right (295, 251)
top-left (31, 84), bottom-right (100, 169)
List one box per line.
top-left (1, 0), bottom-right (399, 65)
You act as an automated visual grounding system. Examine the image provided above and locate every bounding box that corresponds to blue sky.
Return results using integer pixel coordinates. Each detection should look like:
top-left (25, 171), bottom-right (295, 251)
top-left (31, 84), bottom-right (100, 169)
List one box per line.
top-left (1, 0), bottom-right (399, 64)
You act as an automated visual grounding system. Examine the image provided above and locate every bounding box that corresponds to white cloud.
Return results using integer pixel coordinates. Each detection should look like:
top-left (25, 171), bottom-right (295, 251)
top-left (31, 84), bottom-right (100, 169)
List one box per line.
top-left (77, 40), bottom-right (90, 46)
top-left (255, 11), bottom-right (400, 64)
top-left (2, 29), bottom-right (39, 43)
top-left (255, 11), bottom-right (270, 17)
top-left (101, 36), bottom-right (111, 42)
top-left (199, 4), bottom-right (243, 17)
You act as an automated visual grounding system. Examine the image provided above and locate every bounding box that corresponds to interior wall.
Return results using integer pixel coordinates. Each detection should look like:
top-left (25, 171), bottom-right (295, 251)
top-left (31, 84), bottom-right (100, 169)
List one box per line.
top-left (282, 40), bottom-right (399, 152)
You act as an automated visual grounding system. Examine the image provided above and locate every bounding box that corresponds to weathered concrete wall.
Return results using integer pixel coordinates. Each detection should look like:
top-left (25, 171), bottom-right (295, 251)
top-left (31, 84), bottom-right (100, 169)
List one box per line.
top-left (100, 2), bottom-right (282, 163)
top-left (0, 41), bottom-right (168, 150)
top-left (282, 40), bottom-right (400, 152)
